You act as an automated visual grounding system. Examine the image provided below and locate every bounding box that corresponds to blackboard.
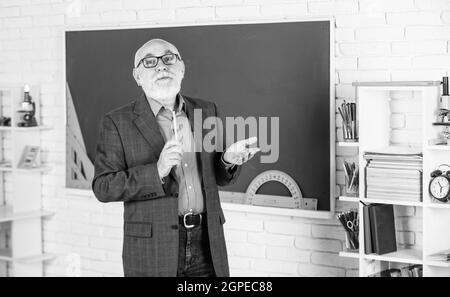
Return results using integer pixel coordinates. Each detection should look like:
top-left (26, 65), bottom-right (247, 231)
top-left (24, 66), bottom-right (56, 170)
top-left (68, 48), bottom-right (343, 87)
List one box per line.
top-left (66, 20), bottom-right (332, 210)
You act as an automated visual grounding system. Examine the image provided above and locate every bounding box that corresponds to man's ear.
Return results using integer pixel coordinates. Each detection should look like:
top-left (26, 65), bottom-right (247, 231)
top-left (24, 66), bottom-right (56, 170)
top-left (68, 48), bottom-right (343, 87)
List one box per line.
top-left (180, 60), bottom-right (186, 78)
top-left (132, 68), bottom-right (141, 86)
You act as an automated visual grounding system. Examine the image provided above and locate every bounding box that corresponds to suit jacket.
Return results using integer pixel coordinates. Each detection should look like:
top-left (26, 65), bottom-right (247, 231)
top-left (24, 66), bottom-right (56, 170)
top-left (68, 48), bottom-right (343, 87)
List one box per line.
top-left (92, 93), bottom-right (241, 277)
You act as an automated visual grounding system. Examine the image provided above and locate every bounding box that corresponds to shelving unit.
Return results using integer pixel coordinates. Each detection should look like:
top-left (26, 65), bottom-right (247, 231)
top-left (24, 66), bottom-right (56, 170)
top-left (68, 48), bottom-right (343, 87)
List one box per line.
top-left (0, 85), bottom-right (54, 276)
top-left (337, 81), bottom-right (450, 277)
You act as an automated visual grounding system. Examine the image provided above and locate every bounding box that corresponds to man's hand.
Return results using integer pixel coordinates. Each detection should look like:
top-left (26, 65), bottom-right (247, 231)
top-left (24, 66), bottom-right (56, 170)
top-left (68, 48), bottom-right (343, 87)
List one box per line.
top-left (223, 136), bottom-right (261, 166)
top-left (157, 137), bottom-right (183, 179)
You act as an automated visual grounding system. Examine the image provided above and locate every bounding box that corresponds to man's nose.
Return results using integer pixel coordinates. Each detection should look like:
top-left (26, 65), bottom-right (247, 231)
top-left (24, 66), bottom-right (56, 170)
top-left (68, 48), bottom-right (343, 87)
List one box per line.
top-left (155, 59), bottom-right (168, 72)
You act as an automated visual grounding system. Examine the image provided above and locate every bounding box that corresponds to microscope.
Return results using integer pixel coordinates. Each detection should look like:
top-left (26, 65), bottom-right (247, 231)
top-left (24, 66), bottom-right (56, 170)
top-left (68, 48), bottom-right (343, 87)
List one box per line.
top-left (431, 77), bottom-right (450, 145)
top-left (17, 84), bottom-right (38, 127)
top-left (437, 77), bottom-right (450, 123)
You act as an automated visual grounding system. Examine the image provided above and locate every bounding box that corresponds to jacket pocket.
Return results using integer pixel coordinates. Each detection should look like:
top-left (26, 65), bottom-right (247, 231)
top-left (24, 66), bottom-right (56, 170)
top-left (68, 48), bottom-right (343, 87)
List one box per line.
top-left (218, 208), bottom-right (226, 225)
top-left (124, 221), bottom-right (152, 238)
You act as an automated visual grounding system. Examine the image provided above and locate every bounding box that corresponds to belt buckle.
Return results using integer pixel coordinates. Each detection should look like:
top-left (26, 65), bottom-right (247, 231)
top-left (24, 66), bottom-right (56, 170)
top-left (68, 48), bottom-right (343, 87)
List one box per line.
top-left (183, 210), bottom-right (195, 229)
top-left (183, 210), bottom-right (202, 229)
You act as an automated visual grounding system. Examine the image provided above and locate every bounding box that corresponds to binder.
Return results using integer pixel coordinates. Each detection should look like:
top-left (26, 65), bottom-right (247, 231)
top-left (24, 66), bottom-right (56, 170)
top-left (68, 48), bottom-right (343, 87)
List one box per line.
top-left (363, 204), bottom-right (373, 254)
top-left (369, 204), bottom-right (397, 255)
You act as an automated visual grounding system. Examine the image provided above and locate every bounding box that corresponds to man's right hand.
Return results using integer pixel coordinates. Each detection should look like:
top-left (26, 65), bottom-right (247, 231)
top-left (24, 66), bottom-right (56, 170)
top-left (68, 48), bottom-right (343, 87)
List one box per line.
top-left (157, 138), bottom-right (183, 179)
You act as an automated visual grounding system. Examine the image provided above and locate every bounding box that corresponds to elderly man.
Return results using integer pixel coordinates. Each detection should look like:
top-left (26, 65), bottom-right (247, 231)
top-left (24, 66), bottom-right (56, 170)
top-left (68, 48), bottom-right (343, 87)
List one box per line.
top-left (92, 39), bottom-right (259, 277)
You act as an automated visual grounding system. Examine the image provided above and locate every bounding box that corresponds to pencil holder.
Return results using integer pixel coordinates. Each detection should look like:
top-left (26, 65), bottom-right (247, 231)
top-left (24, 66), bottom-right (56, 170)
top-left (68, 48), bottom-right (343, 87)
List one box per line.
top-left (345, 230), bottom-right (359, 251)
top-left (342, 124), bottom-right (358, 142)
top-left (345, 173), bottom-right (358, 197)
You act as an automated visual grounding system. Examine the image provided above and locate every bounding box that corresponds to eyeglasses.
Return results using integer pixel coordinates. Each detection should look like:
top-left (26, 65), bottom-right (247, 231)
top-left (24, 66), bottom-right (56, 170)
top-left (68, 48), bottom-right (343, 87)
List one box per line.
top-left (136, 53), bottom-right (181, 68)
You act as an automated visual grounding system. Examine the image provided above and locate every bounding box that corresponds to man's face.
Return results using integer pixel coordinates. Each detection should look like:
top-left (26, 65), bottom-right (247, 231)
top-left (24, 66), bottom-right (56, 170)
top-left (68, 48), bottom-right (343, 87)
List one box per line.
top-left (133, 39), bottom-right (185, 105)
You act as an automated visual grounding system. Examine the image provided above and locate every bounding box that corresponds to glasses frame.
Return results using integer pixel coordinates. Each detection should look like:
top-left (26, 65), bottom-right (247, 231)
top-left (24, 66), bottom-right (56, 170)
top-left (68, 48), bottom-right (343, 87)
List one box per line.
top-left (136, 53), bottom-right (181, 69)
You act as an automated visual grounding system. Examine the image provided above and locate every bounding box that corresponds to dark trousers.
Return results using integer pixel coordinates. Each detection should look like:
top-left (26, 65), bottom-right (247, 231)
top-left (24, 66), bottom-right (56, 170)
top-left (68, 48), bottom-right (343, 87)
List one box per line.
top-left (177, 221), bottom-right (216, 277)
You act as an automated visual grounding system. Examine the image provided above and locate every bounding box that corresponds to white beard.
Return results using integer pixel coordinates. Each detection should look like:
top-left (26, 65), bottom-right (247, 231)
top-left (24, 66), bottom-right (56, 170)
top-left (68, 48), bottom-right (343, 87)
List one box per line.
top-left (142, 80), bottom-right (181, 106)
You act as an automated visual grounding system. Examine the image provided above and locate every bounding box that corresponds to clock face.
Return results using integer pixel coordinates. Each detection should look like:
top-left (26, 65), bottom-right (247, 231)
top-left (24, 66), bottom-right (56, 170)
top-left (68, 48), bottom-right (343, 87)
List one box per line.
top-left (430, 176), bottom-right (450, 200)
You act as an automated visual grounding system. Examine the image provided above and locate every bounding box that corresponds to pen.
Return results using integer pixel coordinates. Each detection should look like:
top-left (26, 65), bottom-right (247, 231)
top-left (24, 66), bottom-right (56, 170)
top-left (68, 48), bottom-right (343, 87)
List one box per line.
top-left (172, 110), bottom-right (179, 142)
top-left (343, 162), bottom-right (350, 181)
top-left (338, 107), bottom-right (345, 122)
top-left (351, 103), bottom-right (356, 139)
top-left (349, 168), bottom-right (356, 190)
top-left (347, 103), bottom-right (353, 139)
top-left (342, 102), bottom-right (350, 139)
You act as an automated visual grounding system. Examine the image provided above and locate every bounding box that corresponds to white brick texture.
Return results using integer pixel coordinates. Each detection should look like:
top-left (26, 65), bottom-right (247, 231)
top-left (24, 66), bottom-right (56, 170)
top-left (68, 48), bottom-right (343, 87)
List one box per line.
top-left (0, 0), bottom-right (444, 277)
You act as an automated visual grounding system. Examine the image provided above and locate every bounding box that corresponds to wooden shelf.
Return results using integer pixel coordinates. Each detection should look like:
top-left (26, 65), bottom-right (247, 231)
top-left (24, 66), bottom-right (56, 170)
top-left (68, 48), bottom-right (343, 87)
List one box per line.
top-left (338, 196), bottom-right (359, 203)
top-left (0, 125), bottom-right (52, 131)
top-left (425, 260), bottom-right (450, 268)
top-left (364, 249), bottom-right (423, 265)
top-left (360, 198), bottom-right (423, 207)
top-left (0, 249), bottom-right (56, 263)
top-left (16, 253), bottom-right (57, 264)
top-left (339, 251), bottom-right (360, 259)
top-left (426, 202), bottom-right (450, 209)
top-left (337, 142), bottom-right (359, 147)
top-left (0, 165), bottom-right (52, 172)
top-left (0, 207), bottom-right (54, 223)
top-left (14, 166), bottom-right (52, 173)
top-left (426, 145), bottom-right (450, 151)
top-left (339, 196), bottom-right (423, 207)
top-left (353, 81), bottom-right (441, 87)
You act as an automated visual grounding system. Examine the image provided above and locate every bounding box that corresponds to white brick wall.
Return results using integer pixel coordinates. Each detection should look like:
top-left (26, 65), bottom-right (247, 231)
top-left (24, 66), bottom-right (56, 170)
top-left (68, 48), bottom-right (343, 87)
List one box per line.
top-left (0, 0), bottom-right (447, 277)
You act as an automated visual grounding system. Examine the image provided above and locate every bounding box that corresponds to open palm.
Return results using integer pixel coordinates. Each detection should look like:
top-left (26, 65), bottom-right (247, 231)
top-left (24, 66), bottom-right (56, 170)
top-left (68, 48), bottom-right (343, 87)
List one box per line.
top-left (223, 136), bottom-right (261, 166)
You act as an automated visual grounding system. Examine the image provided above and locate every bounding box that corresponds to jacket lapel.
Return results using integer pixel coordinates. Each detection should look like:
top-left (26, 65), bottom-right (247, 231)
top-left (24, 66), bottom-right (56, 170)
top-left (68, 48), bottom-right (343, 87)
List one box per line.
top-left (132, 93), bottom-right (165, 159)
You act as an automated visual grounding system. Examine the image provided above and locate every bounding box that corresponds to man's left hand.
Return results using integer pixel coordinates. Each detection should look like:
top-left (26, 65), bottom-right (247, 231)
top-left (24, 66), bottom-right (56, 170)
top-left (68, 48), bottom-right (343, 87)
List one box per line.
top-left (223, 136), bottom-right (261, 166)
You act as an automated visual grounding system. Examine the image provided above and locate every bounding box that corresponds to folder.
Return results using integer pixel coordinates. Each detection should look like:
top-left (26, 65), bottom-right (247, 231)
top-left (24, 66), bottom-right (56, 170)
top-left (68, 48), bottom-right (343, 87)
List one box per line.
top-left (363, 204), bottom-right (373, 254)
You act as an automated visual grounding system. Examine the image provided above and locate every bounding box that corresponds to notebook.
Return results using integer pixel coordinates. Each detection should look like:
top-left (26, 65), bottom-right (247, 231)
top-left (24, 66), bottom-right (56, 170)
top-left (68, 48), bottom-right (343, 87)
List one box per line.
top-left (369, 204), bottom-right (397, 255)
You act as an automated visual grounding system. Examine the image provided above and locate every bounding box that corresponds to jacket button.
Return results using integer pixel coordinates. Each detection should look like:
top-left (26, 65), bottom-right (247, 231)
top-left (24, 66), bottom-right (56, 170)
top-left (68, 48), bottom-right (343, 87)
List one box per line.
top-left (170, 224), bottom-right (178, 230)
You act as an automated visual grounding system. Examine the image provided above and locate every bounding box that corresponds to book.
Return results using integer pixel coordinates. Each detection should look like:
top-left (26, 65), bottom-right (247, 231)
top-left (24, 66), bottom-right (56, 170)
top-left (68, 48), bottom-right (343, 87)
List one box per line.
top-left (370, 160), bottom-right (423, 166)
top-left (366, 183), bottom-right (422, 191)
top-left (369, 161), bottom-right (423, 170)
top-left (411, 264), bottom-right (423, 277)
top-left (367, 187), bottom-right (422, 195)
top-left (369, 204), bottom-right (397, 255)
top-left (366, 167), bottom-right (422, 177)
top-left (363, 204), bottom-right (373, 254)
top-left (400, 266), bottom-right (412, 277)
top-left (364, 145), bottom-right (423, 156)
top-left (366, 194), bottom-right (421, 200)
top-left (427, 249), bottom-right (450, 261)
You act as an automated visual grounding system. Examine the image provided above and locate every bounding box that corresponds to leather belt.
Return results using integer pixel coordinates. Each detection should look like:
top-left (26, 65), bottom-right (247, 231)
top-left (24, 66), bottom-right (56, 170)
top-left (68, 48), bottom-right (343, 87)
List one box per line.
top-left (179, 211), bottom-right (205, 229)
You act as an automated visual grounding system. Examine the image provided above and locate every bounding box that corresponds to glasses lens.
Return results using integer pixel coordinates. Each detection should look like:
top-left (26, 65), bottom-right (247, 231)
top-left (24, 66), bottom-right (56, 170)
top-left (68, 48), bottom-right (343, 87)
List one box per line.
top-left (162, 54), bottom-right (177, 65)
top-left (142, 57), bottom-right (158, 68)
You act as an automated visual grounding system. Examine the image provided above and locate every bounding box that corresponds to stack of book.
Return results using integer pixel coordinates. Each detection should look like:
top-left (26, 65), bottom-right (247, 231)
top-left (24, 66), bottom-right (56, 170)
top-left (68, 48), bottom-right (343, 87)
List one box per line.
top-left (364, 146), bottom-right (423, 202)
top-left (427, 249), bottom-right (450, 262)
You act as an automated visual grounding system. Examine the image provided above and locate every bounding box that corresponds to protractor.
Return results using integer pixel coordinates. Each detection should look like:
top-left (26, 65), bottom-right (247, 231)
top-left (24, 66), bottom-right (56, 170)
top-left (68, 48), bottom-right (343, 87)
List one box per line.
top-left (245, 170), bottom-right (303, 208)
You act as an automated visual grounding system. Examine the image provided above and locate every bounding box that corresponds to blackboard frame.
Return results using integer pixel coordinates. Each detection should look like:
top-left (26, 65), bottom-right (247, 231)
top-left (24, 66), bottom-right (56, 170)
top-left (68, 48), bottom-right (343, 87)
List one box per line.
top-left (63, 17), bottom-right (336, 216)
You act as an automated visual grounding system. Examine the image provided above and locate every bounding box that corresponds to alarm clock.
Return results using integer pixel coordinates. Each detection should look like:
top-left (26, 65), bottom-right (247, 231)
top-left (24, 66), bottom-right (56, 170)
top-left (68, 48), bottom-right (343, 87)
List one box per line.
top-left (429, 164), bottom-right (450, 203)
